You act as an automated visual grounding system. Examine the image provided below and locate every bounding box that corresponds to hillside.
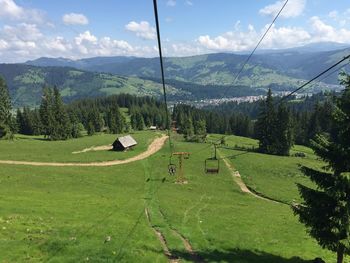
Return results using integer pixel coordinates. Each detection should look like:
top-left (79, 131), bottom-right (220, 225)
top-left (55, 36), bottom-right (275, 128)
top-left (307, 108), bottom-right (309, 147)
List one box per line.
top-left (0, 132), bottom-right (336, 262)
top-left (0, 64), bottom-right (188, 107)
top-left (26, 46), bottom-right (350, 87)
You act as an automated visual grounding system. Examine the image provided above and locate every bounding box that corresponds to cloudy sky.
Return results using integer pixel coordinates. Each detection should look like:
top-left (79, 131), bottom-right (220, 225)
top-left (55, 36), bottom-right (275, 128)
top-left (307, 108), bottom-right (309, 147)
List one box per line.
top-left (0, 0), bottom-right (350, 62)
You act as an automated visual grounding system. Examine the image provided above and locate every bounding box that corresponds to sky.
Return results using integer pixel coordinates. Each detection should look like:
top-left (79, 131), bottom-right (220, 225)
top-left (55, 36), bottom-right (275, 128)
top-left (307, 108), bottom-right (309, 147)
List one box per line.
top-left (0, 0), bottom-right (350, 62)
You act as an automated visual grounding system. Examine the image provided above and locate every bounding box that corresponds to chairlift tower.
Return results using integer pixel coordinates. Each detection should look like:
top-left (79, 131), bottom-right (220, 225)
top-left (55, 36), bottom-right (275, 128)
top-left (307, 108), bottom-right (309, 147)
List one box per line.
top-left (172, 152), bottom-right (190, 183)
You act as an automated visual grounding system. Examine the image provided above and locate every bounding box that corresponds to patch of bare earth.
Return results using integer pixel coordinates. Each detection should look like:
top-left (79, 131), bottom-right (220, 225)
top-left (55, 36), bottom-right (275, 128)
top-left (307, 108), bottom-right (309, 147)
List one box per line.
top-left (72, 145), bottom-right (112, 154)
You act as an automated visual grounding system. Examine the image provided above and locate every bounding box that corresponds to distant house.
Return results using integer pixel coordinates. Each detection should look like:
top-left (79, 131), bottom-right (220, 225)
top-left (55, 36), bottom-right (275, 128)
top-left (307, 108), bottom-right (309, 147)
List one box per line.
top-left (112, 135), bottom-right (137, 151)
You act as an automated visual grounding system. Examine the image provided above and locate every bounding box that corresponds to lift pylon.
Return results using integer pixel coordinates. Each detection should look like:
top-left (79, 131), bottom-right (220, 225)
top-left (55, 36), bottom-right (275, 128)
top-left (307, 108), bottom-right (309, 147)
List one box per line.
top-left (172, 152), bottom-right (190, 183)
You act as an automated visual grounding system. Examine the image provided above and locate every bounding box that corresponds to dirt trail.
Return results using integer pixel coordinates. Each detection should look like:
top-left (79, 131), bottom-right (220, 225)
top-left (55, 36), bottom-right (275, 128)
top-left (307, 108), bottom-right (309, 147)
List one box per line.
top-left (145, 208), bottom-right (179, 263)
top-left (0, 136), bottom-right (167, 167)
top-left (72, 145), bottom-right (112, 154)
top-left (159, 209), bottom-right (204, 263)
top-left (170, 229), bottom-right (204, 263)
top-left (221, 157), bottom-right (280, 204)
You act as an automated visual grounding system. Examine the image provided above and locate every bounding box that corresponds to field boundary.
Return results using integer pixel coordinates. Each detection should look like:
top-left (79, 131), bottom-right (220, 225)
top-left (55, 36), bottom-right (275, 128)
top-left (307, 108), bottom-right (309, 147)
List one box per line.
top-left (0, 135), bottom-right (167, 167)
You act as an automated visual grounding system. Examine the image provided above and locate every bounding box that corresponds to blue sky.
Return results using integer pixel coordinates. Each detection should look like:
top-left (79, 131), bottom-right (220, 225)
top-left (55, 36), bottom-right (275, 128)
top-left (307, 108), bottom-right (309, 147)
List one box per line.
top-left (0, 0), bottom-right (350, 62)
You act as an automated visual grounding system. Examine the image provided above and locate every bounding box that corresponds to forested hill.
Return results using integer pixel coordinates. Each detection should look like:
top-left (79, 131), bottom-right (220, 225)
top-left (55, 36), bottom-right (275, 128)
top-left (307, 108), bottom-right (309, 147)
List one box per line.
top-left (0, 64), bottom-right (188, 107)
top-left (26, 46), bottom-right (350, 87)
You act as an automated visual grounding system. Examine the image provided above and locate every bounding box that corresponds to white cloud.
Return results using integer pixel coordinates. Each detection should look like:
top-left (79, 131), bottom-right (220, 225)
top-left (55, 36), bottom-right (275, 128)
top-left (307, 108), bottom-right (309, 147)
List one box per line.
top-left (0, 0), bottom-right (23, 19)
top-left (62, 13), bottom-right (89, 25)
top-left (0, 0), bottom-right (45, 23)
top-left (3, 23), bottom-right (43, 41)
top-left (310, 16), bottom-right (350, 43)
top-left (75, 31), bottom-right (97, 46)
top-left (166, 0), bottom-right (176, 7)
top-left (185, 0), bottom-right (193, 6)
top-left (171, 43), bottom-right (202, 56)
top-left (328, 10), bottom-right (338, 19)
top-left (197, 23), bottom-right (311, 51)
top-left (259, 0), bottom-right (306, 18)
top-left (125, 21), bottom-right (156, 40)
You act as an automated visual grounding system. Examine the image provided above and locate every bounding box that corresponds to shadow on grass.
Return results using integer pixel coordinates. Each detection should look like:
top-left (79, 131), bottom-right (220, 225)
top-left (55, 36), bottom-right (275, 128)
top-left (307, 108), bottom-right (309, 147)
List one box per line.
top-left (171, 248), bottom-right (316, 263)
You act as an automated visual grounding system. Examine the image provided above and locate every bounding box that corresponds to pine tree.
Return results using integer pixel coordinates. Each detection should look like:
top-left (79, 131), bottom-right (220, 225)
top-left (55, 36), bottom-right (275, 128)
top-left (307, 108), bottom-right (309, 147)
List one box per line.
top-left (293, 74), bottom-right (350, 263)
top-left (193, 119), bottom-right (207, 142)
top-left (40, 86), bottom-right (55, 138)
top-left (0, 76), bottom-right (12, 139)
top-left (255, 89), bottom-right (277, 154)
top-left (52, 87), bottom-right (71, 140)
top-left (183, 115), bottom-right (194, 141)
top-left (275, 103), bottom-right (294, 156)
top-left (133, 111), bottom-right (145, 131)
top-left (107, 104), bottom-right (126, 134)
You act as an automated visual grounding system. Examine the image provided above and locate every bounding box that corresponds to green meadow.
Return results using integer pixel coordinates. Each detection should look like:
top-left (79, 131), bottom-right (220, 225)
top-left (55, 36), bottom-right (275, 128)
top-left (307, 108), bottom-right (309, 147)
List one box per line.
top-left (0, 132), bottom-right (338, 262)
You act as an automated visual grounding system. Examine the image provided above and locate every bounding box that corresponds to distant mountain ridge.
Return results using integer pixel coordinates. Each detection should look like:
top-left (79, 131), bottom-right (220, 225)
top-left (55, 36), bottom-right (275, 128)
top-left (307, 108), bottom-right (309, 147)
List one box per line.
top-left (25, 43), bottom-right (350, 87)
top-left (0, 64), bottom-right (188, 107)
top-left (1, 42), bottom-right (349, 107)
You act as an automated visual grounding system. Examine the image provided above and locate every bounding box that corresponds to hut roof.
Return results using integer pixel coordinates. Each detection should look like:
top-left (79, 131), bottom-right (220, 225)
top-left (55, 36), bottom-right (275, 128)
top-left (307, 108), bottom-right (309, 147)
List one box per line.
top-left (117, 135), bottom-right (137, 148)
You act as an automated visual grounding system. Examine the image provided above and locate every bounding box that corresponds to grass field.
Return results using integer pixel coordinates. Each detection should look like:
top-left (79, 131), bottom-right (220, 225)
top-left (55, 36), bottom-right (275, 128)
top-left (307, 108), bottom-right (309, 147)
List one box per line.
top-left (0, 131), bottom-right (160, 163)
top-left (0, 132), bottom-right (337, 262)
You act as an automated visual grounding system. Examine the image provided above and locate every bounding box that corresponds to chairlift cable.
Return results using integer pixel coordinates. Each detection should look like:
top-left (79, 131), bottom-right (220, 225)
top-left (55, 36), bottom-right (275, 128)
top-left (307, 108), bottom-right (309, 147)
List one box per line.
top-left (153, 0), bottom-right (173, 153)
top-left (221, 0), bottom-right (289, 98)
top-left (276, 54), bottom-right (350, 104)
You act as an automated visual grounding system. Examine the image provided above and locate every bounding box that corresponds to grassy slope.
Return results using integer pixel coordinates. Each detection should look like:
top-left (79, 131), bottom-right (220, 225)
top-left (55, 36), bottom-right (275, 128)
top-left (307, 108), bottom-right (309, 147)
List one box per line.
top-left (0, 131), bottom-right (159, 163)
top-left (0, 132), bottom-right (336, 262)
top-left (208, 134), bottom-right (322, 204)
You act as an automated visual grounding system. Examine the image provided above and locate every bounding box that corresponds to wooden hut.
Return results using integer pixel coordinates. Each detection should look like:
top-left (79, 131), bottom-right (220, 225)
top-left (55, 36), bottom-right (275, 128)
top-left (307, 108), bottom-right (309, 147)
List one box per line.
top-left (112, 135), bottom-right (137, 151)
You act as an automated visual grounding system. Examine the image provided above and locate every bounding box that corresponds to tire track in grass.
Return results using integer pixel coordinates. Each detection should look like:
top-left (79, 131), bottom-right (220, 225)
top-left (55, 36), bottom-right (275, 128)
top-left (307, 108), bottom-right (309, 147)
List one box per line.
top-left (159, 209), bottom-right (204, 263)
top-left (145, 208), bottom-right (180, 263)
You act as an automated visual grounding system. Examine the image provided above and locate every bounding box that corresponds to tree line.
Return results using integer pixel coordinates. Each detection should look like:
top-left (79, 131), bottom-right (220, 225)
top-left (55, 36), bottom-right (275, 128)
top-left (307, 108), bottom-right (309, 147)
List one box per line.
top-left (173, 89), bottom-right (336, 155)
top-left (0, 77), bottom-right (169, 140)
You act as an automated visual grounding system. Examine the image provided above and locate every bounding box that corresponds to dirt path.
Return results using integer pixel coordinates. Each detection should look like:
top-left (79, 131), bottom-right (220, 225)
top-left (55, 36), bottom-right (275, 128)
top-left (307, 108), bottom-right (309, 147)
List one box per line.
top-left (221, 156), bottom-right (280, 204)
top-left (72, 145), bottom-right (112, 154)
top-left (159, 209), bottom-right (204, 263)
top-left (145, 208), bottom-right (180, 263)
top-left (0, 136), bottom-right (168, 167)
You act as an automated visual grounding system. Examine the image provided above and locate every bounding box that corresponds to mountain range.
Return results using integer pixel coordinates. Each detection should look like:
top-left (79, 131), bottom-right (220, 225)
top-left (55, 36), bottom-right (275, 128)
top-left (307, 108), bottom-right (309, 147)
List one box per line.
top-left (0, 42), bottom-right (349, 107)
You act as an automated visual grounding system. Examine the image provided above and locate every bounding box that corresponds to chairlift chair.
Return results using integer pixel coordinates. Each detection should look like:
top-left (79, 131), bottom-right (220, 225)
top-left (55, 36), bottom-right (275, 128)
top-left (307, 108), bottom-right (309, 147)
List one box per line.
top-left (205, 157), bottom-right (220, 174)
top-left (168, 156), bottom-right (176, 176)
top-left (205, 144), bottom-right (220, 174)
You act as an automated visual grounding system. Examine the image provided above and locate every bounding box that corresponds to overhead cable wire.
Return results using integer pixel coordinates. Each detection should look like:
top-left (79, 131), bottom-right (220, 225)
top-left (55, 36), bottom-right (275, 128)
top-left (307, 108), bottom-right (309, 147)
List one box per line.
top-left (221, 0), bottom-right (289, 98)
top-left (191, 0), bottom-right (290, 156)
top-left (153, 0), bottom-right (173, 152)
top-left (276, 54), bottom-right (350, 104)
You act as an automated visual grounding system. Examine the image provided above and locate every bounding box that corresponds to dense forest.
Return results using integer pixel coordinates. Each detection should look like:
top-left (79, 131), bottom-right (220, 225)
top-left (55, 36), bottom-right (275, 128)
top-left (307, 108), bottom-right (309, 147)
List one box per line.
top-left (14, 86), bottom-right (169, 140)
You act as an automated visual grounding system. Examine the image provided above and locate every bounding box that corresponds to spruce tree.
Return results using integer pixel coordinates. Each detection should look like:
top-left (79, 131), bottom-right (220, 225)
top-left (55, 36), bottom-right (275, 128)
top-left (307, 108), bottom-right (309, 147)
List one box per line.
top-left (183, 115), bottom-right (194, 141)
top-left (0, 76), bottom-right (12, 139)
top-left (293, 74), bottom-right (350, 263)
top-left (255, 89), bottom-right (277, 154)
top-left (107, 104), bottom-right (125, 134)
top-left (275, 103), bottom-right (294, 156)
top-left (52, 87), bottom-right (71, 140)
top-left (134, 111), bottom-right (145, 130)
top-left (193, 119), bottom-right (207, 142)
top-left (40, 86), bottom-right (55, 138)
